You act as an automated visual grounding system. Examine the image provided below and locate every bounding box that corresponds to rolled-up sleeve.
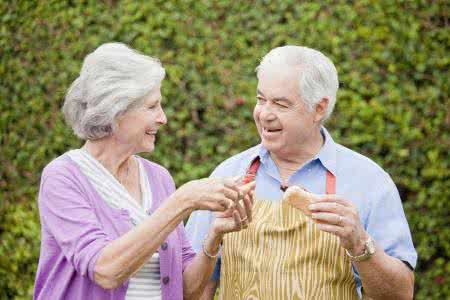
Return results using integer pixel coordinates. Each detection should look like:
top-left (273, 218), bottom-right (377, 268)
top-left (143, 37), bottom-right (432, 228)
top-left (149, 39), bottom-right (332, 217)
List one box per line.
top-left (38, 171), bottom-right (111, 282)
top-left (366, 181), bottom-right (418, 269)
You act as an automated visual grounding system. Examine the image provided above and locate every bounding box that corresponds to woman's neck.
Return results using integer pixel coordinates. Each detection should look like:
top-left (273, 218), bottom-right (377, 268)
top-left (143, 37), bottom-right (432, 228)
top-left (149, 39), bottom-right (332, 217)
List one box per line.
top-left (83, 137), bottom-right (135, 177)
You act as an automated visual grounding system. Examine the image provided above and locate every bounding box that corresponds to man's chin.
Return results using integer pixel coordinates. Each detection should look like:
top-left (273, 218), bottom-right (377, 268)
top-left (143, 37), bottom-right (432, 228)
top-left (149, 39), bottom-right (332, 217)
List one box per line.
top-left (261, 140), bottom-right (282, 153)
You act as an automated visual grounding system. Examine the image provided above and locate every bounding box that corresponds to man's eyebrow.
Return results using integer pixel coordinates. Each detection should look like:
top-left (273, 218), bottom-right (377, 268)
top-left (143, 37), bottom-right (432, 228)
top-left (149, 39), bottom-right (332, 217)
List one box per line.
top-left (273, 97), bottom-right (291, 103)
top-left (257, 90), bottom-right (293, 104)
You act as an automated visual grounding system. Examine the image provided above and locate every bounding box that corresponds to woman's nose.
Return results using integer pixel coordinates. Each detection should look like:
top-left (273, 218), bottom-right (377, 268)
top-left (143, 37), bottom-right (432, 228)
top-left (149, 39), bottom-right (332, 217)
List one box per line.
top-left (157, 107), bottom-right (167, 125)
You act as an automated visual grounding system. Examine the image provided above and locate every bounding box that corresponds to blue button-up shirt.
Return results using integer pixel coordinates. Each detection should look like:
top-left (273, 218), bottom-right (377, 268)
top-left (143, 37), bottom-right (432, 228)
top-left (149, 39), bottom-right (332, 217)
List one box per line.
top-left (186, 127), bottom-right (417, 297)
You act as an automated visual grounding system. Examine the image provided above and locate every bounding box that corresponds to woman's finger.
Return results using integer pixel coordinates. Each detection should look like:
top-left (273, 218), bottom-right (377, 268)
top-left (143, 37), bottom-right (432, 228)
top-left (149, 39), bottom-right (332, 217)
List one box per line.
top-left (223, 186), bottom-right (239, 202)
top-left (217, 196), bottom-right (234, 211)
top-left (223, 178), bottom-right (240, 193)
top-left (240, 181), bottom-right (256, 195)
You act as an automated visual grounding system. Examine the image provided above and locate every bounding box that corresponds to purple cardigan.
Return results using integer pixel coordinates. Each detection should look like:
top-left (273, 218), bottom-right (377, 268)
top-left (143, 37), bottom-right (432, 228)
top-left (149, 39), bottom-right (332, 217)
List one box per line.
top-left (33, 154), bottom-right (196, 300)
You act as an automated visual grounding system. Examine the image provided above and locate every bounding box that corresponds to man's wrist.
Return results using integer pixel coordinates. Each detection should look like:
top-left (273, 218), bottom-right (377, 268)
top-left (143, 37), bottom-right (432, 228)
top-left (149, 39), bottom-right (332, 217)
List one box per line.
top-left (208, 228), bottom-right (224, 245)
top-left (346, 235), bottom-right (376, 262)
top-left (348, 232), bottom-right (370, 256)
top-left (203, 231), bottom-right (223, 258)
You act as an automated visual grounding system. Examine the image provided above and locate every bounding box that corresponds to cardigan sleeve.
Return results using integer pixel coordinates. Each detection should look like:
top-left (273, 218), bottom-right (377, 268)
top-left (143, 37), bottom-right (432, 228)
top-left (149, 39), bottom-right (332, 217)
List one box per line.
top-left (38, 169), bottom-right (111, 282)
top-left (179, 223), bottom-right (196, 272)
top-left (160, 165), bottom-right (196, 271)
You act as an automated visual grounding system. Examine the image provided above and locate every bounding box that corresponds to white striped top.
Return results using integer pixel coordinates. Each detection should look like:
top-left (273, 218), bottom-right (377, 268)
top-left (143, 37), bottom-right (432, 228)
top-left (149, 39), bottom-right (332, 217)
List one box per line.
top-left (67, 149), bottom-right (162, 300)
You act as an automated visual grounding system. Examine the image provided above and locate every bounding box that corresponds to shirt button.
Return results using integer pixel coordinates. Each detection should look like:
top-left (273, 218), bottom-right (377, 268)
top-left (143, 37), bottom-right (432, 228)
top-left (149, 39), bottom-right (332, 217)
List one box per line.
top-left (161, 242), bottom-right (168, 250)
top-left (162, 276), bottom-right (170, 285)
top-left (146, 209), bottom-right (151, 215)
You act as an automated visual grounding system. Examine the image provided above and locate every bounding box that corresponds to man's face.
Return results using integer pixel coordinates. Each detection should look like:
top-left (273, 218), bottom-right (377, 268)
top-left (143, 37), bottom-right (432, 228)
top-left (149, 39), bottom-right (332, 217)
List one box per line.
top-left (254, 67), bottom-right (321, 158)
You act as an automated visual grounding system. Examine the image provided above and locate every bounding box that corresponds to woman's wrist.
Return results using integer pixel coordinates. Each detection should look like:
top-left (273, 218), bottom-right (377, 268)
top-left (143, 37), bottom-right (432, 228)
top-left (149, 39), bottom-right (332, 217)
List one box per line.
top-left (167, 191), bottom-right (195, 218)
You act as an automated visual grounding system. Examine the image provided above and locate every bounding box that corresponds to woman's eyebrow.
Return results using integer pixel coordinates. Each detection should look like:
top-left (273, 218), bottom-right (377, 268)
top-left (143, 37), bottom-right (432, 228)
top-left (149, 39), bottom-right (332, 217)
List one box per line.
top-left (256, 89), bottom-right (265, 97)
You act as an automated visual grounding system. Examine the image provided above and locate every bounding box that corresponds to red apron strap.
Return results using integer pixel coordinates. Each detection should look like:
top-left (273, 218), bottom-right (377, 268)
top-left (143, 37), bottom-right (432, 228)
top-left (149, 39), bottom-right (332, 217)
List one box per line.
top-left (242, 155), bottom-right (336, 195)
top-left (242, 157), bottom-right (261, 184)
top-left (326, 170), bottom-right (336, 195)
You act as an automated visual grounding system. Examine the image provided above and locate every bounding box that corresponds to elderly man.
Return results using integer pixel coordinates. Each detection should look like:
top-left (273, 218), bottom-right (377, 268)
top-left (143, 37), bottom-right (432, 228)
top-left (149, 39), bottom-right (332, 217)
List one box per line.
top-left (186, 46), bottom-right (417, 300)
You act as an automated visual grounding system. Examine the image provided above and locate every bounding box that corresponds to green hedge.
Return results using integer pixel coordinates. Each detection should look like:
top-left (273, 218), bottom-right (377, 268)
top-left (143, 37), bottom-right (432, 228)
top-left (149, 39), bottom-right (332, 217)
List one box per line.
top-left (1, 1), bottom-right (448, 299)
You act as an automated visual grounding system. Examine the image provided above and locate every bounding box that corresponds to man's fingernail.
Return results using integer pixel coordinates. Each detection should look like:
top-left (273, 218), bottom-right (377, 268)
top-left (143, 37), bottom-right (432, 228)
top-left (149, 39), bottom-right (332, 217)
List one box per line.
top-left (309, 204), bottom-right (316, 210)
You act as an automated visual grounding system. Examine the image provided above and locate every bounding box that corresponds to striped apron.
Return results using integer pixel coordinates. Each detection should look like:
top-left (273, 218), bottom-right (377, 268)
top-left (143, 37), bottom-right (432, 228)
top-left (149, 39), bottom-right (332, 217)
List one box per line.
top-left (219, 157), bottom-right (359, 300)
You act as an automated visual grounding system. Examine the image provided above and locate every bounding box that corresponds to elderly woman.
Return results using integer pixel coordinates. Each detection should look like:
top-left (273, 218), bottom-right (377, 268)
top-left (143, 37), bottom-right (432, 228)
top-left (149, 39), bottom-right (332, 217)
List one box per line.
top-left (33, 43), bottom-right (254, 300)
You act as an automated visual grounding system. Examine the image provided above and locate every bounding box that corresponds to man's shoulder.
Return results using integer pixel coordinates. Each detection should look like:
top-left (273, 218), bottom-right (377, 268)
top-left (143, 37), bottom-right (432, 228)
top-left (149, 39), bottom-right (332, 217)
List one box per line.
top-left (211, 144), bottom-right (261, 178)
top-left (334, 142), bottom-right (393, 186)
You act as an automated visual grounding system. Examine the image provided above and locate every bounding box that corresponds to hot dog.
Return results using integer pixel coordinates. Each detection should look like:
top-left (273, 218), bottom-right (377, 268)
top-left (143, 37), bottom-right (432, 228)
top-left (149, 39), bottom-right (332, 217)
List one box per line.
top-left (283, 186), bottom-right (318, 216)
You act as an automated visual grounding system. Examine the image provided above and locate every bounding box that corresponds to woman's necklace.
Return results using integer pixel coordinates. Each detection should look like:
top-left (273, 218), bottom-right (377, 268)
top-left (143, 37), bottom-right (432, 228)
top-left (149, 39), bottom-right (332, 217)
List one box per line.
top-left (116, 158), bottom-right (133, 185)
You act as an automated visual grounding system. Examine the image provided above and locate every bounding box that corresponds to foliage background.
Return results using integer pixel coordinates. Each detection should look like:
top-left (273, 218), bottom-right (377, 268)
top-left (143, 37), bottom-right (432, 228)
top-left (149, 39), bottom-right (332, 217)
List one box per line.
top-left (1, 0), bottom-right (449, 299)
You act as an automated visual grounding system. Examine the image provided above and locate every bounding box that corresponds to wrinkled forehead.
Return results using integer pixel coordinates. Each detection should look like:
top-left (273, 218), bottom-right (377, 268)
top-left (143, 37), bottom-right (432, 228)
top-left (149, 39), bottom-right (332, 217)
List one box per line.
top-left (256, 67), bottom-right (301, 99)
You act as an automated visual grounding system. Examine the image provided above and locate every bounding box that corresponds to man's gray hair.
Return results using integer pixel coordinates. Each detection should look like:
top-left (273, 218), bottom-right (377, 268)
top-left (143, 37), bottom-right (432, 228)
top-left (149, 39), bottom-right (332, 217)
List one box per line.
top-left (63, 42), bottom-right (165, 140)
top-left (256, 46), bottom-right (339, 121)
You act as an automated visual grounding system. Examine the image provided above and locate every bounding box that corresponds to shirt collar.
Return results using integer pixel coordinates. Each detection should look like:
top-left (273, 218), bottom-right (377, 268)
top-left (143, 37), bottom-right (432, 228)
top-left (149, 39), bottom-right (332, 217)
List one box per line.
top-left (254, 126), bottom-right (338, 176)
top-left (315, 126), bottom-right (338, 176)
top-left (257, 144), bottom-right (270, 165)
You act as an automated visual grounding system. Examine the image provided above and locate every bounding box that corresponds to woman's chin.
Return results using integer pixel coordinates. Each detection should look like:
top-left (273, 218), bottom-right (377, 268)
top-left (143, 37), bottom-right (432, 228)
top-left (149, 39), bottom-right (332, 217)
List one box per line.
top-left (138, 142), bottom-right (155, 154)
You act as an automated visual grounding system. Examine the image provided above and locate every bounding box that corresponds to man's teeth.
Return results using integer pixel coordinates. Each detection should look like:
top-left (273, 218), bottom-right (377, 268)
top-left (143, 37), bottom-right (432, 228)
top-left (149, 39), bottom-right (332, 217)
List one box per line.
top-left (264, 127), bottom-right (281, 132)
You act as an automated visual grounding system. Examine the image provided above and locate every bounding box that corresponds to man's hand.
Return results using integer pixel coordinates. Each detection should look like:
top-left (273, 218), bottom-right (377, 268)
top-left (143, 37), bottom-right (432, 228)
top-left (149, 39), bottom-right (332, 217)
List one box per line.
top-left (212, 181), bottom-right (255, 236)
top-left (308, 195), bottom-right (369, 255)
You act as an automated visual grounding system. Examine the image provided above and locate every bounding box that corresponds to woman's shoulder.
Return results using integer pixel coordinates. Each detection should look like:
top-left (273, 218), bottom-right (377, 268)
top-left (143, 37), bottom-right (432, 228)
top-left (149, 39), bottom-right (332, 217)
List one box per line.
top-left (39, 152), bottom-right (87, 197)
top-left (136, 156), bottom-right (174, 183)
top-left (42, 152), bottom-right (79, 178)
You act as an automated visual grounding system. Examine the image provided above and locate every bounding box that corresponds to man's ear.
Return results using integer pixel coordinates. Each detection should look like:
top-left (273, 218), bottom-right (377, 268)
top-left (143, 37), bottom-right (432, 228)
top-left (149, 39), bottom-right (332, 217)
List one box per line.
top-left (314, 97), bottom-right (329, 123)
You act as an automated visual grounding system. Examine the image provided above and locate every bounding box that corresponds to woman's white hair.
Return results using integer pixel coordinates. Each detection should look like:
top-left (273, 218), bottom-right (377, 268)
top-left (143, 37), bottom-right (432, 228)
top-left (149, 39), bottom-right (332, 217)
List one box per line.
top-left (256, 46), bottom-right (339, 122)
top-left (63, 42), bottom-right (165, 140)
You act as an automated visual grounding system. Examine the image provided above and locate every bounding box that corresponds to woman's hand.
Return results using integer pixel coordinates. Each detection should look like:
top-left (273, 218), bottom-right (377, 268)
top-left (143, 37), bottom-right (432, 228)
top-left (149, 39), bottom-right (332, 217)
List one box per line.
top-left (174, 177), bottom-right (243, 212)
top-left (211, 181), bottom-right (256, 236)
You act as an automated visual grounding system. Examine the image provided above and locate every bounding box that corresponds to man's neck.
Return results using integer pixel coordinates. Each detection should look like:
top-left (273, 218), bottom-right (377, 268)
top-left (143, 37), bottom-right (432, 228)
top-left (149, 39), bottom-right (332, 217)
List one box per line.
top-left (270, 130), bottom-right (324, 184)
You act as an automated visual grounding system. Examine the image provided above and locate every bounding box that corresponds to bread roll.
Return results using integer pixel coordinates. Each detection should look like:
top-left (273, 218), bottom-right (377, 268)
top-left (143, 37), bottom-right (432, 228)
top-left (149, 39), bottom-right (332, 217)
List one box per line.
top-left (283, 186), bottom-right (317, 216)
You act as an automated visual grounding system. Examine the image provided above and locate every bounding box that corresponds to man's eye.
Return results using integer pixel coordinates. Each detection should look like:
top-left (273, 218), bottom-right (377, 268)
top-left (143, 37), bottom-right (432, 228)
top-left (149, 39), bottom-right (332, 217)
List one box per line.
top-left (276, 102), bottom-right (288, 108)
top-left (256, 98), bottom-right (266, 103)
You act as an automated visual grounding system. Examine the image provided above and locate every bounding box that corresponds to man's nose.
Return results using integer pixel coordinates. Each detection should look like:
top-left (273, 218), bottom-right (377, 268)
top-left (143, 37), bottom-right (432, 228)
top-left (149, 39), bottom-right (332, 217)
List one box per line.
top-left (260, 103), bottom-right (276, 121)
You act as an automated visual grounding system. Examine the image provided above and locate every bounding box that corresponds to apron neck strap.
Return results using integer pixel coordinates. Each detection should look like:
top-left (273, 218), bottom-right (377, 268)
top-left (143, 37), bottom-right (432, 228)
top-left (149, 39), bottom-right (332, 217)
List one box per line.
top-left (325, 170), bottom-right (336, 194)
top-left (242, 156), bottom-right (261, 184)
top-left (242, 156), bottom-right (336, 195)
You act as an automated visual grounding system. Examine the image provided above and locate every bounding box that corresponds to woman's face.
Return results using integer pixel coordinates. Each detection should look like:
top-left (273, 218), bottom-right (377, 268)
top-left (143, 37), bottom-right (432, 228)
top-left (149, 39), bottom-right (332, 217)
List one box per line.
top-left (114, 85), bottom-right (167, 154)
